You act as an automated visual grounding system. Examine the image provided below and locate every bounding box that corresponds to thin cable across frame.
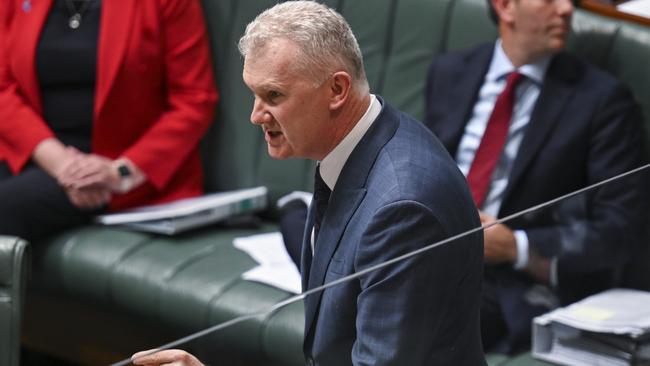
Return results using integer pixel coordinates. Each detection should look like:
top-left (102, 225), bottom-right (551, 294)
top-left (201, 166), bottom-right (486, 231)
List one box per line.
top-left (112, 163), bottom-right (650, 366)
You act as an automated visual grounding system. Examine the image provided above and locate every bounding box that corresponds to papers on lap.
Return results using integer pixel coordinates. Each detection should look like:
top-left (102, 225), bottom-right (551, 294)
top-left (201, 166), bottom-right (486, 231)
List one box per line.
top-left (95, 187), bottom-right (268, 235)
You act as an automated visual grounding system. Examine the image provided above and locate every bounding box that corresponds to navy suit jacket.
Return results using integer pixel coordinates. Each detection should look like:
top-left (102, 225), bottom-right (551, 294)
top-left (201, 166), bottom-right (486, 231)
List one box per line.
top-left (425, 43), bottom-right (649, 345)
top-left (300, 98), bottom-right (486, 366)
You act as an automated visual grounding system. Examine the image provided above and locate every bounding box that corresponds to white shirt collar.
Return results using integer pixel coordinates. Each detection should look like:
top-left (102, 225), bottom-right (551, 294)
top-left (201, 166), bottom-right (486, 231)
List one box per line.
top-left (319, 94), bottom-right (381, 191)
top-left (487, 39), bottom-right (551, 85)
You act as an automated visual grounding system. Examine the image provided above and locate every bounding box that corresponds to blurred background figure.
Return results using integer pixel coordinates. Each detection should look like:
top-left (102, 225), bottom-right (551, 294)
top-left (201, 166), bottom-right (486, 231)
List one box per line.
top-left (0, 0), bottom-right (218, 242)
top-left (424, 0), bottom-right (649, 354)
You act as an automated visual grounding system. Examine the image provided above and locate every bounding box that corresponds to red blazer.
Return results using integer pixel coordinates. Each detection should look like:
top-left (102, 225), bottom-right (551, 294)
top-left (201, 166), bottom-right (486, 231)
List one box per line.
top-left (0, 0), bottom-right (218, 210)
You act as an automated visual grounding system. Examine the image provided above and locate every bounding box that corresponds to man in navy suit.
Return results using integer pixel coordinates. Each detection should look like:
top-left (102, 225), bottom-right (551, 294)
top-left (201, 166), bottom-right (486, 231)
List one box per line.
top-left (132, 2), bottom-right (485, 366)
top-left (425, 0), bottom-right (648, 354)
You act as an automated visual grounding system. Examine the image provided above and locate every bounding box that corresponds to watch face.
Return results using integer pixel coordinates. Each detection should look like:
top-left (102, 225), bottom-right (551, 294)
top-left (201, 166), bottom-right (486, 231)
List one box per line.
top-left (118, 164), bottom-right (132, 177)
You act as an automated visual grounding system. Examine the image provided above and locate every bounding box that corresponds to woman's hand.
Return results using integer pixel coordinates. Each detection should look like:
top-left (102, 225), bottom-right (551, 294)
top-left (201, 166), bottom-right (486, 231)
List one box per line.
top-left (58, 150), bottom-right (146, 193)
top-left (64, 185), bottom-right (112, 210)
top-left (32, 138), bottom-right (78, 179)
top-left (57, 149), bottom-right (119, 190)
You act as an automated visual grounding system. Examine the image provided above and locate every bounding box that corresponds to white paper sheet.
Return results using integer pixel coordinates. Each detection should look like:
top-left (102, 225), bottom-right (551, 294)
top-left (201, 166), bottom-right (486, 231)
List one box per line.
top-left (233, 232), bottom-right (302, 294)
top-left (537, 288), bottom-right (650, 337)
top-left (618, 0), bottom-right (650, 18)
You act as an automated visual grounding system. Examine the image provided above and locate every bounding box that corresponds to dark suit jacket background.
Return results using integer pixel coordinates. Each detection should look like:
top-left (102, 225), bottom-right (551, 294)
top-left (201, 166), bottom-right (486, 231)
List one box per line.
top-left (425, 43), bottom-right (649, 342)
top-left (300, 98), bottom-right (486, 366)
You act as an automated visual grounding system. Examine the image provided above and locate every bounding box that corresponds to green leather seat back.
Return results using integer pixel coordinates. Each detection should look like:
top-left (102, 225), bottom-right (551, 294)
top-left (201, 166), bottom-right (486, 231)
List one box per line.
top-left (445, 0), bottom-right (498, 52)
top-left (339, 0), bottom-right (395, 93)
top-left (0, 237), bottom-right (29, 366)
top-left (381, 0), bottom-right (454, 120)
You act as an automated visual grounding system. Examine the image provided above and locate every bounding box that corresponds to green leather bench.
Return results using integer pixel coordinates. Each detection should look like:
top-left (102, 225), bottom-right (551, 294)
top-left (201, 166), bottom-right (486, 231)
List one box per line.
top-left (0, 236), bottom-right (29, 366)
top-left (18, 0), bottom-right (650, 365)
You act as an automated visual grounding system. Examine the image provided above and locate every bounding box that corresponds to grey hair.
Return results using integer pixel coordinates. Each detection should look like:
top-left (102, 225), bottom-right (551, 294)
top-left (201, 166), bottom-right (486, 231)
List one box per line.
top-left (238, 1), bottom-right (369, 92)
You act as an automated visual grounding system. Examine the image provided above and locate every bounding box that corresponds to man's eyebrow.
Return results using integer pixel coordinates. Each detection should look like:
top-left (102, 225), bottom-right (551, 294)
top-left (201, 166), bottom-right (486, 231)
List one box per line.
top-left (251, 81), bottom-right (288, 97)
top-left (260, 78), bottom-right (287, 90)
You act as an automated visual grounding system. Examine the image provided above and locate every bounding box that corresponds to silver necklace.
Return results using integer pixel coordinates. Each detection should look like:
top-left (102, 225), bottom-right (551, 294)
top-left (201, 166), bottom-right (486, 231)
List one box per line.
top-left (63, 0), bottom-right (92, 30)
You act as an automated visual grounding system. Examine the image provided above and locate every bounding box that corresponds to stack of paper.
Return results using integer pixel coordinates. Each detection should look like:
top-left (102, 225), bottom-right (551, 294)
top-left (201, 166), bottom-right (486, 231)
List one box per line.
top-left (233, 232), bottom-right (302, 294)
top-left (95, 187), bottom-right (268, 235)
top-left (533, 289), bottom-right (650, 366)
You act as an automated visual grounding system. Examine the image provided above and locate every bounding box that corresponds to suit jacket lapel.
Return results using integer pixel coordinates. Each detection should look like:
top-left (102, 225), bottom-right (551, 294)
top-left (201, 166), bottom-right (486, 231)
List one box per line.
top-left (302, 187), bottom-right (365, 340)
top-left (95, 0), bottom-right (135, 118)
top-left (300, 204), bottom-right (315, 292)
top-left (11, 0), bottom-right (53, 114)
top-left (442, 45), bottom-right (493, 155)
top-left (302, 97), bottom-right (399, 344)
top-left (501, 53), bottom-right (580, 208)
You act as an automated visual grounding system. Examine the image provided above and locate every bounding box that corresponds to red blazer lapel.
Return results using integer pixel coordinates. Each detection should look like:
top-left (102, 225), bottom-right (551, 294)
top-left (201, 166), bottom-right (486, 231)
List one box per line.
top-left (95, 0), bottom-right (135, 118)
top-left (11, 0), bottom-right (52, 114)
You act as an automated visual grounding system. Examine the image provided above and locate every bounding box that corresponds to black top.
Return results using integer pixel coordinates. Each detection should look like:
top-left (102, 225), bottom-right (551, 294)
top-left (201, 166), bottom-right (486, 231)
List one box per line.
top-left (36, 0), bottom-right (102, 153)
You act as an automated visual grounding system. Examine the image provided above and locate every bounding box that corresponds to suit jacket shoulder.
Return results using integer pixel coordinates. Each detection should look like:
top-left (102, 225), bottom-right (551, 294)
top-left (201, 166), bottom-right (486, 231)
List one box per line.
top-left (424, 43), bottom-right (494, 154)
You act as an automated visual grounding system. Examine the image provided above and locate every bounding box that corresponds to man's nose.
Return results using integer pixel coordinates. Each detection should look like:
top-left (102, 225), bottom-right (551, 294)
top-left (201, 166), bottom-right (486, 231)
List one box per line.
top-left (556, 0), bottom-right (574, 17)
top-left (250, 97), bottom-right (266, 125)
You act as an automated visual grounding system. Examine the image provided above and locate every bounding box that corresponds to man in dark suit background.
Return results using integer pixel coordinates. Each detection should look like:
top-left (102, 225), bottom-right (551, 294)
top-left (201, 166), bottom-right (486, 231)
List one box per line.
top-left (133, 2), bottom-right (485, 365)
top-left (425, 0), bottom-right (649, 354)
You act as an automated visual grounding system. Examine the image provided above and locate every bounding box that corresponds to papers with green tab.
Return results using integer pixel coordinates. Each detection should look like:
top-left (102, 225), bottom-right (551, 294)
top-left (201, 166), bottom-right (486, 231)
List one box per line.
top-left (533, 288), bottom-right (650, 366)
top-left (95, 186), bottom-right (268, 235)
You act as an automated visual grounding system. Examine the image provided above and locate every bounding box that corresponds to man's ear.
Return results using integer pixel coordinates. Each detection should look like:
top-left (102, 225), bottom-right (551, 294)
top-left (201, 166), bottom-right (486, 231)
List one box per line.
top-left (328, 71), bottom-right (352, 110)
top-left (492, 0), bottom-right (516, 26)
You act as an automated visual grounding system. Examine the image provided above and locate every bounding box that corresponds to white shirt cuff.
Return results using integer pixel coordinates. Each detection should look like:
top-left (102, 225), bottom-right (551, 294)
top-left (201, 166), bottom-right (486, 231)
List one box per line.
top-left (513, 230), bottom-right (529, 270)
top-left (277, 191), bottom-right (313, 208)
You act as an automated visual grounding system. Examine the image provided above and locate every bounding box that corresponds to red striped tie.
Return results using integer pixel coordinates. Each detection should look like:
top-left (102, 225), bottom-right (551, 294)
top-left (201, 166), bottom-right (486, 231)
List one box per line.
top-left (467, 71), bottom-right (523, 208)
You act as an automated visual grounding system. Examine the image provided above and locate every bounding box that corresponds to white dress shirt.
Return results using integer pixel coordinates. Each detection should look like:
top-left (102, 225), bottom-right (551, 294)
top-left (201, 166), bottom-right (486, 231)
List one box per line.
top-left (456, 40), bottom-right (550, 270)
top-left (311, 94), bottom-right (381, 253)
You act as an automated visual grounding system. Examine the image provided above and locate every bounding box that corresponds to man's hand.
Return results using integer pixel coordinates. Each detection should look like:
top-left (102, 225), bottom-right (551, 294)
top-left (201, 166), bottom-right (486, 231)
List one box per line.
top-left (479, 212), bottom-right (517, 264)
top-left (527, 249), bottom-right (551, 284)
top-left (131, 349), bottom-right (205, 366)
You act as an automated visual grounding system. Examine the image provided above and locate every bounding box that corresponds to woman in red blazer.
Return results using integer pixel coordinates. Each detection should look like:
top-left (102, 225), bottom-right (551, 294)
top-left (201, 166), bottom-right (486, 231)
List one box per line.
top-left (0, 0), bottom-right (218, 241)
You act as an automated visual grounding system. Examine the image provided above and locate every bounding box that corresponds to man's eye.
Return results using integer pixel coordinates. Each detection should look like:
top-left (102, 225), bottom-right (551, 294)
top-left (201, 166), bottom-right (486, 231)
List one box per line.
top-left (268, 91), bottom-right (282, 100)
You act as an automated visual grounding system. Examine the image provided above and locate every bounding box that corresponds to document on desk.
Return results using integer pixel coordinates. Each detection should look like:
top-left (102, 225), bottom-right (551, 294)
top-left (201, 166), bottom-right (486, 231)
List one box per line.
top-left (541, 288), bottom-right (650, 336)
top-left (618, 0), bottom-right (650, 18)
top-left (233, 232), bottom-right (302, 294)
top-left (533, 289), bottom-right (650, 366)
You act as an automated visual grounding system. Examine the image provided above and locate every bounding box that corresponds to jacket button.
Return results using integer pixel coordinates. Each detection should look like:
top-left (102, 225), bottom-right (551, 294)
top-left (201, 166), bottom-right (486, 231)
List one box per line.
top-left (306, 357), bottom-right (314, 366)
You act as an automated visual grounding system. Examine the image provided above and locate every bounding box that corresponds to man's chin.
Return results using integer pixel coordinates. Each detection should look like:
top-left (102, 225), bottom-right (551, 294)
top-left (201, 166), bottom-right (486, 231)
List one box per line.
top-left (267, 146), bottom-right (293, 160)
top-left (549, 37), bottom-right (568, 52)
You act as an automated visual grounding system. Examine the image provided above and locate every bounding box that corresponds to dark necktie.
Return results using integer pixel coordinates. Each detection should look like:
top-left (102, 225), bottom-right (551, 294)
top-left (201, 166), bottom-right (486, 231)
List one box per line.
top-left (467, 71), bottom-right (524, 208)
top-left (313, 166), bottom-right (331, 245)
